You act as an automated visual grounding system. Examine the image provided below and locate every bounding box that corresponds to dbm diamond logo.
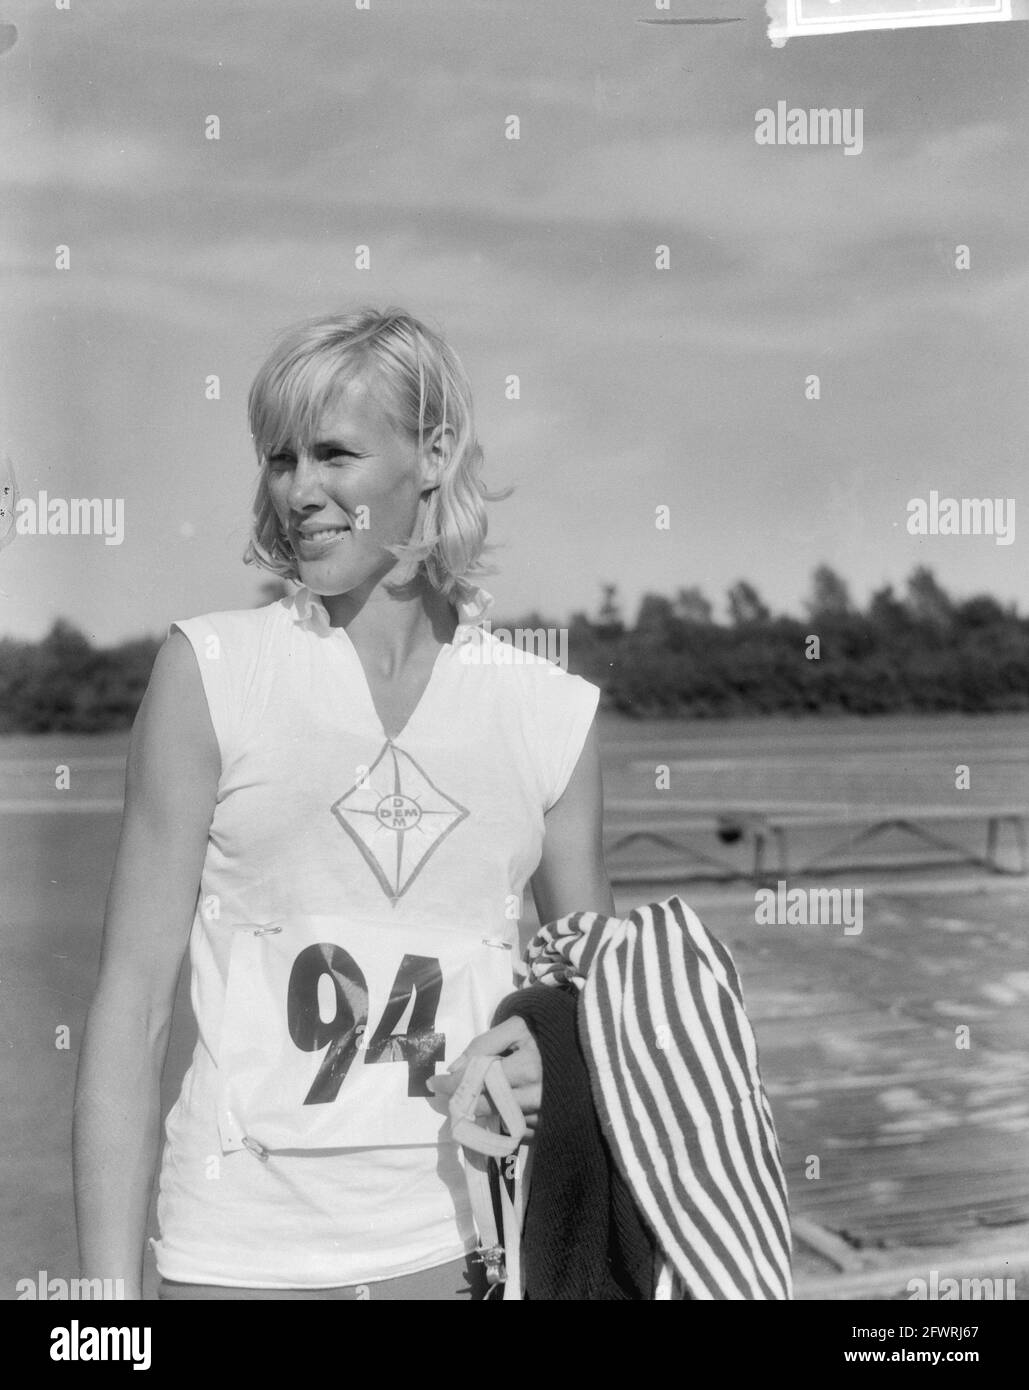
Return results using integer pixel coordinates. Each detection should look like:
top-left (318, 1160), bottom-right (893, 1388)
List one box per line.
top-left (331, 743), bottom-right (469, 904)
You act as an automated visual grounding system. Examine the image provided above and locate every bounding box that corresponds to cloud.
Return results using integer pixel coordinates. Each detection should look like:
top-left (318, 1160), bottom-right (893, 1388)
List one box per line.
top-left (3, 0), bottom-right (1027, 643)
top-left (0, 128), bottom-right (188, 194)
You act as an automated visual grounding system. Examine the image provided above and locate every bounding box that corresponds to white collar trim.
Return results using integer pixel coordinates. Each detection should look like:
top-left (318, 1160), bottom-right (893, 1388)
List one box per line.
top-left (286, 583), bottom-right (495, 641)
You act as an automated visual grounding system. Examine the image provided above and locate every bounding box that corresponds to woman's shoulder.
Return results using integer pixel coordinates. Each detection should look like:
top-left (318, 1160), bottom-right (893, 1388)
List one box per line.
top-left (458, 628), bottom-right (601, 811)
top-left (168, 597), bottom-right (288, 644)
top-left (161, 601), bottom-right (290, 751)
top-left (460, 627), bottom-right (602, 730)
top-left (466, 625), bottom-right (599, 688)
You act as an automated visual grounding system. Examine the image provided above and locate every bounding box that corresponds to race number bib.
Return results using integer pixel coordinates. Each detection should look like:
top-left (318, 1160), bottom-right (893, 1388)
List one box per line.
top-left (216, 915), bottom-right (517, 1154)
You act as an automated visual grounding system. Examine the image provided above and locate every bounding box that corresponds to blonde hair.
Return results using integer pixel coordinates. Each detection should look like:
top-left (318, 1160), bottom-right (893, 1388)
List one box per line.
top-left (244, 307), bottom-right (509, 601)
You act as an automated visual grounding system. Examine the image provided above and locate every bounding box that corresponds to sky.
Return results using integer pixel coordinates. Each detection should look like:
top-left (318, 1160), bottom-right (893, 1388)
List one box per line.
top-left (1, 0), bottom-right (1026, 643)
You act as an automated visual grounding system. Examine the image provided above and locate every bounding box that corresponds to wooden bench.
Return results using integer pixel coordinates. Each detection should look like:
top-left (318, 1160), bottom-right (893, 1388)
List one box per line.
top-left (604, 802), bottom-right (1029, 882)
top-left (756, 804), bottom-right (1027, 879)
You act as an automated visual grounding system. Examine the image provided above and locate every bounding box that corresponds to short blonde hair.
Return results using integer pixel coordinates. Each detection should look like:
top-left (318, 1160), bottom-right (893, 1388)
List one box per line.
top-left (244, 307), bottom-right (508, 600)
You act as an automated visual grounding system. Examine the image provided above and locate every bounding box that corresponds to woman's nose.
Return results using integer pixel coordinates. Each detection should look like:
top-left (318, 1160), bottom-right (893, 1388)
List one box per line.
top-left (286, 454), bottom-right (326, 510)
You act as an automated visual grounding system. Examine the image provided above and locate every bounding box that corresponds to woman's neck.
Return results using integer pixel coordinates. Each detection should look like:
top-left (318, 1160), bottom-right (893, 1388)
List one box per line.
top-left (320, 576), bottom-right (458, 675)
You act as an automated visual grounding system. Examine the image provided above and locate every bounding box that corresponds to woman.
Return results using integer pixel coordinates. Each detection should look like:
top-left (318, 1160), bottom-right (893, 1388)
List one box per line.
top-left (73, 307), bottom-right (615, 1300)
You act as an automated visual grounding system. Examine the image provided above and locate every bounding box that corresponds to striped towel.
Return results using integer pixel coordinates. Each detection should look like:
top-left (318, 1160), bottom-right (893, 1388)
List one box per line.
top-left (524, 895), bottom-right (793, 1300)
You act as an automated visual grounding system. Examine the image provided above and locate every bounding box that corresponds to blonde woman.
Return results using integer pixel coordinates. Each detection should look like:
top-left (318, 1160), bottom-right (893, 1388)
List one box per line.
top-left (73, 308), bottom-right (615, 1300)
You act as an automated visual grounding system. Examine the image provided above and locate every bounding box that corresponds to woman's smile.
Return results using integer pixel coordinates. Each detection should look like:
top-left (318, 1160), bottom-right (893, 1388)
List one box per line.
top-left (293, 521), bottom-right (352, 561)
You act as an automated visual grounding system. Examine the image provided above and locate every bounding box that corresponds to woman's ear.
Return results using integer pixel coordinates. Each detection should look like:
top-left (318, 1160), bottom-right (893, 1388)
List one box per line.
top-left (420, 424), bottom-right (455, 492)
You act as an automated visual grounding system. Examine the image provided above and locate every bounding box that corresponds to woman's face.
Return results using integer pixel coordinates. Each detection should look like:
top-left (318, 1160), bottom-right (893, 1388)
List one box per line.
top-left (266, 374), bottom-right (434, 598)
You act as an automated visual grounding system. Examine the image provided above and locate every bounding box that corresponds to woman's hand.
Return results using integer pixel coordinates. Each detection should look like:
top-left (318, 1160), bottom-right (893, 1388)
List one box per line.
top-left (426, 1016), bottom-right (542, 1136)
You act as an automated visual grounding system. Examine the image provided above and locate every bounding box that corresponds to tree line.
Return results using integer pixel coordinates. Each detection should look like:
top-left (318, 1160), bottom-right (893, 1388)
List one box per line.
top-left (558, 566), bottom-right (1029, 716)
top-left (0, 566), bottom-right (1025, 732)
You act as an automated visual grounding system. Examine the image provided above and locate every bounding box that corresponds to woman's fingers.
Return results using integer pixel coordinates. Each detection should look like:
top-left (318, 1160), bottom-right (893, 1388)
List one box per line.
top-left (495, 1044), bottom-right (540, 1088)
top-left (451, 1015), bottom-right (534, 1067)
top-left (426, 1038), bottom-right (542, 1127)
top-left (426, 1015), bottom-right (542, 1140)
top-left (446, 1018), bottom-right (542, 1089)
top-left (427, 1068), bottom-right (537, 1107)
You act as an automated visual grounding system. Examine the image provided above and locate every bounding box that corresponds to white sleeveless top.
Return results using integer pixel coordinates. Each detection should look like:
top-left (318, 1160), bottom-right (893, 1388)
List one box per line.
top-left (152, 585), bottom-right (600, 1287)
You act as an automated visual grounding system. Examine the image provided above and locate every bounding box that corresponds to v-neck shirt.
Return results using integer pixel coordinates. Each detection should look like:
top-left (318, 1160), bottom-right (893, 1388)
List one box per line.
top-left (152, 584), bottom-right (601, 1288)
top-left (300, 585), bottom-right (468, 743)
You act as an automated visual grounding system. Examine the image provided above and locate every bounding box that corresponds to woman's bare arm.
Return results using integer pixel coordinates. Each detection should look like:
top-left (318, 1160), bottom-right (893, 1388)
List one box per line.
top-left (530, 721), bottom-right (616, 928)
top-left (430, 723), bottom-right (615, 1125)
top-left (72, 630), bottom-right (218, 1297)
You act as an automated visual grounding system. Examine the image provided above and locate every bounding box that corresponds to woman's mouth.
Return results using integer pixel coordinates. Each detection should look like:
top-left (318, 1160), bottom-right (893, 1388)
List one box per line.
top-left (295, 525), bottom-right (351, 559)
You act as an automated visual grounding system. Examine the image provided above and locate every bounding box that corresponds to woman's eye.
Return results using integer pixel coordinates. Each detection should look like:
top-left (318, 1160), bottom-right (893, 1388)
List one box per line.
top-left (265, 449), bottom-right (360, 468)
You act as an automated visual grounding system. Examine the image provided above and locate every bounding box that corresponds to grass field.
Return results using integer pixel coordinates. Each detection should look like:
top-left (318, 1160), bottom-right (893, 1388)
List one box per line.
top-left (2, 712), bottom-right (1028, 1299)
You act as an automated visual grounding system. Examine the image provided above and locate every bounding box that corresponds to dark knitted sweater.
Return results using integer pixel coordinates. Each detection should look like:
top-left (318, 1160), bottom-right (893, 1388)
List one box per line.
top-left (491, 984), bottom-right (657, 1301)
